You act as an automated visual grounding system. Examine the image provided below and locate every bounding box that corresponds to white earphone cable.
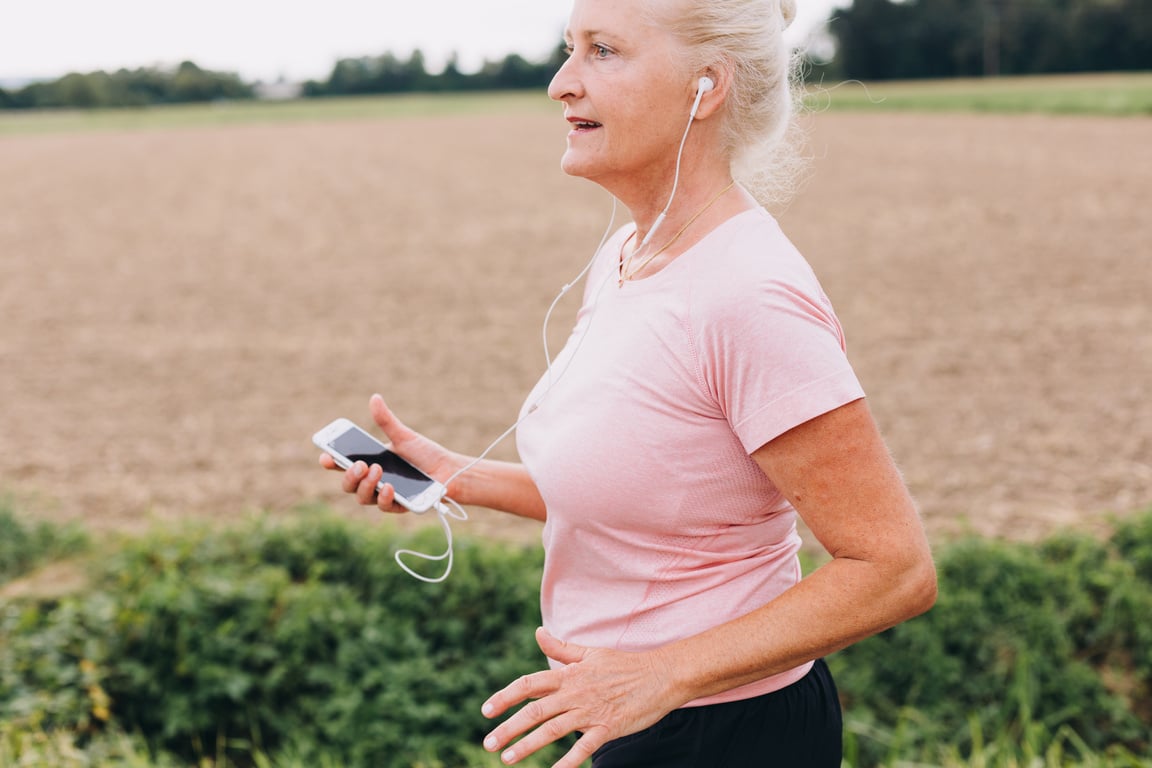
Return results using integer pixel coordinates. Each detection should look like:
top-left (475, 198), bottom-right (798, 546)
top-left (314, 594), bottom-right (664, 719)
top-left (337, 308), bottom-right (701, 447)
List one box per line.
top-left (393, 498), bottom-right (468, 584)
top-left (398, 198), bottom-right (620, 583)
top-left (639, 77), bottom-right (710, 249)
top-left (440, 196), bottom-right (619, 492)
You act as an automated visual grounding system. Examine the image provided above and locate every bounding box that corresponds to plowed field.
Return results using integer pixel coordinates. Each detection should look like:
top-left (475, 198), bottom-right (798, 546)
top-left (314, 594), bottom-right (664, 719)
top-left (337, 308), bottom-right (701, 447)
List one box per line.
top-left (2, 110), bottom-right (1148, 545)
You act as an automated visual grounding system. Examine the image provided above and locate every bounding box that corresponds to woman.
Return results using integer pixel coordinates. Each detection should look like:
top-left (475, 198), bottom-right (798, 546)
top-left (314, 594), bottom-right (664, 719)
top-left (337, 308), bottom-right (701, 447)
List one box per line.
top-left (321, 0), bottom-right (937, 765)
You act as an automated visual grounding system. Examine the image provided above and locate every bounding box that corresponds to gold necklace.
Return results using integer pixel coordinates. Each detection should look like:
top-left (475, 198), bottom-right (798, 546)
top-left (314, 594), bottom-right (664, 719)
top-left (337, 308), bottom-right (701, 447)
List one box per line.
top-left (619, 180), bottom-right (736, 286)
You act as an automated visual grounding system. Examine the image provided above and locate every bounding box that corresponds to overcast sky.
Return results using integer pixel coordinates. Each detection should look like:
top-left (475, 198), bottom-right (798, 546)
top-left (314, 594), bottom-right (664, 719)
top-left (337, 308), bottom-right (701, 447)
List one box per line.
top-left (0, 0), bottom-right (845, 84)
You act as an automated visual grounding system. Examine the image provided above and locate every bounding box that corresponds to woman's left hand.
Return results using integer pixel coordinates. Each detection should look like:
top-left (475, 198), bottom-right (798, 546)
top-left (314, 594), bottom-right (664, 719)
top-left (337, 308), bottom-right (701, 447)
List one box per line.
top-left (482, 628), bottom-right (679, 767)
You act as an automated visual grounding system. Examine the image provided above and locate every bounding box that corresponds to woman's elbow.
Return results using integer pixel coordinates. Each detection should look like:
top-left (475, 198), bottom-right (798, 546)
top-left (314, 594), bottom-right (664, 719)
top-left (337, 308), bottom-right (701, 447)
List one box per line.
top-left (901, 552), bottom-right (938, 621)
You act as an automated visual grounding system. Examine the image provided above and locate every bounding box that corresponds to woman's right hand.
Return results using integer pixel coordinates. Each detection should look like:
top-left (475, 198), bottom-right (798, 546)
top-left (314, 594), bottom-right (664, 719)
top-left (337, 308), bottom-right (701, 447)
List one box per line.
top-left (318, 393), bottom-right (466, 514)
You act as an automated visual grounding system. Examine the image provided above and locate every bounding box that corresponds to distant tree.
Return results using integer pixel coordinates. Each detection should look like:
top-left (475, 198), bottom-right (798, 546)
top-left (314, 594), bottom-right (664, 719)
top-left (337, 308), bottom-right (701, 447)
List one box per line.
top-left (437, 53), bottom-right (471, 92)
top-left (170, 61), bottom-right (213, 102)
top-left (326, 57), bottom-right (371, 95)
top-left (405, 50), bottom-right (434, 90)
top-left (113, 67), bottom-right (166, 106)
top-left (1117, 0), bottom-right (1152, 69)
top-left (57, 72), bottom-right (106, 108)
top-left (543, 40), bottom-right (569, 74)
top-left (10, 81), bottom-right (56, 109)
top-left (369, 52), bottom-right (409, 92)
top-left (317, 51), bottom-right (425, 95)
top-left (830, 0), bottom-right (911, 80)
top-left (495, 54), bottom-right (539, 89)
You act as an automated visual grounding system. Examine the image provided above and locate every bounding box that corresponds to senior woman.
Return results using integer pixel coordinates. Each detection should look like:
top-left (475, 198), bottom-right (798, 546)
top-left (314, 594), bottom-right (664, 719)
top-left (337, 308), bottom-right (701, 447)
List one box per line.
top-left (321, 0), bottom-right (937, 765)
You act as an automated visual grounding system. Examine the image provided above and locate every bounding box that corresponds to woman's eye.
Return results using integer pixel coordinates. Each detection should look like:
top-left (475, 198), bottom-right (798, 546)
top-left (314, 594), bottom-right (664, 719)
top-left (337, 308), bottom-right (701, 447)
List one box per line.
top-left (592, 44), bottom-right (611, 58)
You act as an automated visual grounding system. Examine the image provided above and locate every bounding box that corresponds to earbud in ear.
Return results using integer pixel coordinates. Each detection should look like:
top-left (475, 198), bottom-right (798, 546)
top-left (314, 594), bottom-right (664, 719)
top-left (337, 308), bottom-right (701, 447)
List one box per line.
top-left (690, 76), bottom-right (715, 119)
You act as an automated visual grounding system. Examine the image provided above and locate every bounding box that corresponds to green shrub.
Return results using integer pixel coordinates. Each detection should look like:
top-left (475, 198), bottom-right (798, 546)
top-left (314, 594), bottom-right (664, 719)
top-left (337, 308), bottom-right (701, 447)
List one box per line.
top-left (110, 516), bottom-right (561, 766)
top-left (1, 512), bottom-right (564, 767)
top-left (0, 594), bottom-right (115, 734)
top-left (831, 513), bottom-right (1152, 765)
top-left (0, 724), bottom-right (183, 767)
top-left (0, 503), bottom-right (87, 583)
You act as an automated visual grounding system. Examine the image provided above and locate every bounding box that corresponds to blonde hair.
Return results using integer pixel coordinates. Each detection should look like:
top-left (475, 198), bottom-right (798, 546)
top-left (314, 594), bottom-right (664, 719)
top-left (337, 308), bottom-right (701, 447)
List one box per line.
top-left (649, 0), bottom-right (806, 207)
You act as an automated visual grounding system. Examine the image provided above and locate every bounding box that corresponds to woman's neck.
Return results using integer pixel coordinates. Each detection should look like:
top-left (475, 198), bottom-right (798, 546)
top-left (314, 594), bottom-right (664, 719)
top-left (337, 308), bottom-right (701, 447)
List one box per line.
top-left (607, 131), bottom-right (735, 239)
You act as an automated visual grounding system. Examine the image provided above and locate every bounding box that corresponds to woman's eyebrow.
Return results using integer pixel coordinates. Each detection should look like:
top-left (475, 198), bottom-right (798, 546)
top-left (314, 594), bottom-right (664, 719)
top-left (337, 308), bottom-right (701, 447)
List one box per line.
top-left (566, 28), bottom-right (614, 41)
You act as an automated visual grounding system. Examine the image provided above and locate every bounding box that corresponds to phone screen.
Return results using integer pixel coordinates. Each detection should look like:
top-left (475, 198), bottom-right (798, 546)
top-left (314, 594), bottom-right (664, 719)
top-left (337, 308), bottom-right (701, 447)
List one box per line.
top-left (330, 428), bottom-right (438, 501)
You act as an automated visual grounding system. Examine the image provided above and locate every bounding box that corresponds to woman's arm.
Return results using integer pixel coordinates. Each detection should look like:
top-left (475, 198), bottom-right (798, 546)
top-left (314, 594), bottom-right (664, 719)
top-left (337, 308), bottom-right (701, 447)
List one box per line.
top-left (320, 394), bottom-right (547, 521)
top-left (481, 398), bottom-right (936, 766)
top-left (451, 458), bottom-right (547, 522)
top-left (653, 396), bottom-right (937, 700)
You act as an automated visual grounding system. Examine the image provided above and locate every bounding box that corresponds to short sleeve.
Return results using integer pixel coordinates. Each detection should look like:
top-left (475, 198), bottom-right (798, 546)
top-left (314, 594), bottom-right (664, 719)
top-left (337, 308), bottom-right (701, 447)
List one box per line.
top-left (693, 227), bottom-right (864, 454)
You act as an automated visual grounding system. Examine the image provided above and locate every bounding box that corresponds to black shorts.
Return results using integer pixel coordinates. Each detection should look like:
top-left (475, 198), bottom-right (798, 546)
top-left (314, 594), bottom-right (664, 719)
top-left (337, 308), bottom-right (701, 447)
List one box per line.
top-left (591, 659), bottom-right (842, 768)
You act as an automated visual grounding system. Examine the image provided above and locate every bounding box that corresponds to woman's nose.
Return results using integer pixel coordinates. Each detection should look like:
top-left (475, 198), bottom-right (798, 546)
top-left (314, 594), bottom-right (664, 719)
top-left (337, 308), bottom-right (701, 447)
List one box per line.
top-left (548, 53), bottom-right (582, 102)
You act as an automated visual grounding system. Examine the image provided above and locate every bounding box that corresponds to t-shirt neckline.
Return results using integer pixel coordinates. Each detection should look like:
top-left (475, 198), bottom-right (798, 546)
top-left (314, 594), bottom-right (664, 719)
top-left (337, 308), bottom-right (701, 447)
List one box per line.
top-left (616, 207), bottom-right (765, 292)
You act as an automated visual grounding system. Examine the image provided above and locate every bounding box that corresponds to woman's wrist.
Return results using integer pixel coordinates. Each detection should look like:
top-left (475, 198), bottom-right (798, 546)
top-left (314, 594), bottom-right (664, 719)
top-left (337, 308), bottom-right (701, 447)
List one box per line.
top-left (445, 459), bottom-right (546, 521)
top-left (646, 643), bottom-right (698, 710)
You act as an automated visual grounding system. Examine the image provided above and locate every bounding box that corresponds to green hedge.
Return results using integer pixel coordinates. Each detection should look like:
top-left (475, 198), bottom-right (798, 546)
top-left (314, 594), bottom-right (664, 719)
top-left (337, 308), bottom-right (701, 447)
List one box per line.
top-left (2, 505), bottom-right (1151, 767)
top-left (832, 519), bottom-right (1152, 764)
top-left (1, 511), bottom-right (561, 766)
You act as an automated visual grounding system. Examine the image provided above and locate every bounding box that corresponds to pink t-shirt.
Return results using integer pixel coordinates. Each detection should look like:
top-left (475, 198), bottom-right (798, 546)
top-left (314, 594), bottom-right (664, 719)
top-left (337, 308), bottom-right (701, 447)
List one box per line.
top-left (516, 207), bottom-right (864, 706)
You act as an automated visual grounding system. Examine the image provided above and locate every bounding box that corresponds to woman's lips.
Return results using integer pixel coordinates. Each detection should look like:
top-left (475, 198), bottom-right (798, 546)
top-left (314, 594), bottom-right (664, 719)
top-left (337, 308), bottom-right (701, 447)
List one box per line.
top-left (567, 116), bottom-right (602, 133)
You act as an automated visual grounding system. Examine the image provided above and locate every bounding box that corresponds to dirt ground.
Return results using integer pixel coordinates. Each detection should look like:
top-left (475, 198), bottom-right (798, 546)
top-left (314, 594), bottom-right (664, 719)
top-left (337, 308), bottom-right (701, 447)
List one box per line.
top-left (1, 109), bottom-right (1149, 548)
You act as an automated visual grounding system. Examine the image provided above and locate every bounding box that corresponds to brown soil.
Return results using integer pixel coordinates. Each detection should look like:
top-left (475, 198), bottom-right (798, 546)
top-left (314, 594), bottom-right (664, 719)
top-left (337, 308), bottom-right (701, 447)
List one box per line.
top-left (1, 110), bottom-right (1149, 546)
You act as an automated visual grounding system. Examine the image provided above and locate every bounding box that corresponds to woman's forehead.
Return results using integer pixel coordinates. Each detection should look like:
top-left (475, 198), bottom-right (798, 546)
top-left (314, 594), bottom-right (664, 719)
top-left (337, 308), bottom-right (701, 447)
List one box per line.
top-left (563, 0), bottom-right (681, 40)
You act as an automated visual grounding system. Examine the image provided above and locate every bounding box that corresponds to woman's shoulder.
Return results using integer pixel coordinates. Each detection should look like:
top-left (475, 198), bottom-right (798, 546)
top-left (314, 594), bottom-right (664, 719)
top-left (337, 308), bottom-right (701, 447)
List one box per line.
top-left (684, 209), bottom-right (849, 360)
top-left (688, 207), bottom-right (824, 301)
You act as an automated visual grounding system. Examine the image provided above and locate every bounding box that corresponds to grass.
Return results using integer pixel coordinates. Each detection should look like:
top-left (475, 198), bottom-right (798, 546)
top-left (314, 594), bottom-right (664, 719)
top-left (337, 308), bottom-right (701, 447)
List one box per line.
top-left (0, 90), bottom-right (554, 136)
top-left (843, 711), bottom-right (1152, 768)
top-left (805, 71), bottom-right (1152, 116)
top-left (1, 72), bottom-right (1148, 136)
top-left (4, 722), bottom-right (1150, 768)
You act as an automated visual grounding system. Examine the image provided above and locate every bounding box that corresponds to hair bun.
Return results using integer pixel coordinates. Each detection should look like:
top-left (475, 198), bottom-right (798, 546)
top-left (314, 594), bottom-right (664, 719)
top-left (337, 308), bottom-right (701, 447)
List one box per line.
top-left (779, 0), bottom-right (796, 29)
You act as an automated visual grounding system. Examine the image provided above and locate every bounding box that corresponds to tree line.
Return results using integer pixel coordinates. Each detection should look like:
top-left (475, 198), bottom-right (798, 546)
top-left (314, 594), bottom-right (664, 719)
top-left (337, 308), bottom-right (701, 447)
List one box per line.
top-left (2, 0), bottom-right (1148, 110)
top-left (829, 0), bottom-right (1151, 80)
top-left (301, 47), bottom-right (567, 97)
top-left (0, 61), bottom-right (253, 110)
top-left (0, 49), bottom-right (565, 111)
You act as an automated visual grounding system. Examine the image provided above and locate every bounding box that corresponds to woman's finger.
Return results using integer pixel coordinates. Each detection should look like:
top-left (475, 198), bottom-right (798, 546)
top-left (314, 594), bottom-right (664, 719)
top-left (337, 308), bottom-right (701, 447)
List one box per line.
top-left (341, 461), bottom-right (369, 494)
top-left (482, 669), bottom-right (560, 721)
top-left (490, 710), bottom-right (589, 766)
top-left (355, 465), bottom-right (383, 505)
top-left (375, 483), bottom-right (401, 513)
top-left (370, 393), bottom-right (409, 443)
top-left (536, 627), bottom-right (587, 665)
top-left (552, 730), bottom-right (610, 768)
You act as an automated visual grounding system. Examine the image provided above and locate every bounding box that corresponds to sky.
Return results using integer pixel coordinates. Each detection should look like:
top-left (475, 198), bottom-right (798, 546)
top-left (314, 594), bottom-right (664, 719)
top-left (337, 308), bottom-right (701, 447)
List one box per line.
top-left (0, 0), bottom-right (844, 85)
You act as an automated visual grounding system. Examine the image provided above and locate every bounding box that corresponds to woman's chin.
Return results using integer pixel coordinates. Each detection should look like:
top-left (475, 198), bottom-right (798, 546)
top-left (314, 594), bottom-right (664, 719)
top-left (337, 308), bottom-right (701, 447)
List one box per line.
top-left (559, 152), bottom-right (597, 180)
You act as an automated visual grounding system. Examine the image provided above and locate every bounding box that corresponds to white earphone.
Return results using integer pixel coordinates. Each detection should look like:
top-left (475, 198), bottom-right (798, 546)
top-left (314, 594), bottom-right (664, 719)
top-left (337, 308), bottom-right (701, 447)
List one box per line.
top-left (690, 76), bottom-right (715, 118)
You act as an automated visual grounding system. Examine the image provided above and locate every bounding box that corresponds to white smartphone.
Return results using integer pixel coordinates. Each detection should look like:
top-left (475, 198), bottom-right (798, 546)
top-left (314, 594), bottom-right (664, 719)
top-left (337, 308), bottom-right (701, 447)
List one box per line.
top-left (313, 418), bottom-right (446, 513)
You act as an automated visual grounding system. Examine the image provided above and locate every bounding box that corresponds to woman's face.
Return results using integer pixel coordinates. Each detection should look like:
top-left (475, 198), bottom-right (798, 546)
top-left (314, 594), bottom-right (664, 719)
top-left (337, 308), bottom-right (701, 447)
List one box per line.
top-left (547, 0), bottom-right (696, 189)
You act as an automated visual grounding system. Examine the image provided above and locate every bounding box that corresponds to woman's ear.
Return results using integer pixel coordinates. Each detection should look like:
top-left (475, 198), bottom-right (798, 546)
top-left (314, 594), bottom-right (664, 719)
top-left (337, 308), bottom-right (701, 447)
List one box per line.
top-left (692, 66), bottom-right (731, 121)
